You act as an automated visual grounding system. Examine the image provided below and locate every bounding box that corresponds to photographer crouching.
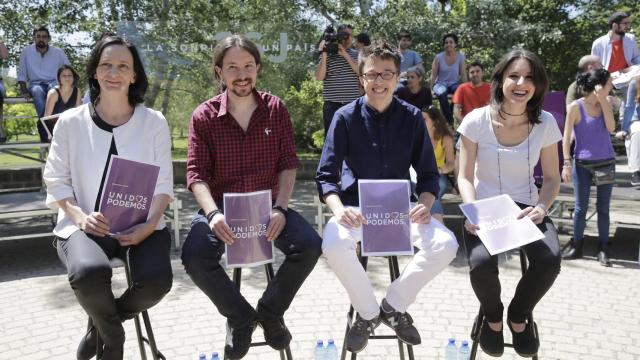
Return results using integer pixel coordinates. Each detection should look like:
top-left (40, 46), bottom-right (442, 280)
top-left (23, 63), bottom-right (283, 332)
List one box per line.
top-left (315, 24), bottom-right (362, 136)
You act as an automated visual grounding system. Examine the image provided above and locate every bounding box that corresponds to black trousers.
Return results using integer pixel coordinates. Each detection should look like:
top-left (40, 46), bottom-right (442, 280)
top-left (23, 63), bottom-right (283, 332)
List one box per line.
top-left (181, 209), bottom-right (322, 328)
top-left (463, 213), bottom-right (561, 323)
top-left (56, 228), bottom-right (173, 346)
top-left (323, 101), bottom-right (348, 137)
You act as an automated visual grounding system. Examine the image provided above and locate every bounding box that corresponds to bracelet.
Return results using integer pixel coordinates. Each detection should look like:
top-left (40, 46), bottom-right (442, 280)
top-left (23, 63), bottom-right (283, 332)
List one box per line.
top-left (534, 203), bottom-right (548, 216)
top-left (206, 209), bottom-right (223, 223)
top-left (272, 205), bottom-right (288, 216)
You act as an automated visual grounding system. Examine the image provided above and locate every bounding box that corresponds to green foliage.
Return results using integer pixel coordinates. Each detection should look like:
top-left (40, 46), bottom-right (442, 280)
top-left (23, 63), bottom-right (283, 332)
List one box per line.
top-left (283, 76), bottom-right (324, 152)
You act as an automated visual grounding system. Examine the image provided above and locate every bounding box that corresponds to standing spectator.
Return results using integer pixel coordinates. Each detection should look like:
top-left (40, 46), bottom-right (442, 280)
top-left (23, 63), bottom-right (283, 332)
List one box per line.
top-left (397, 30), bottom-right (424, 76)
top-left (394, 66), bottom-right (432, 110)
top-left (452, 61), bottom-right (491, 124)
top-left (43, 35), bottom-right (173, 360)
top-left (431, 33), bottom-right (467, 126)
top-left (17, 26), bottom-right (70, 142)
top-left (422, 106), bottom-right (455, 223)
top-left (42, 65), bottom-right (82, 140)
top-left (565, 55), bottom-right (603, 105)
top-left (315, 24), bottom-right (361, 136)
top-left (0, 40), bottom-right (8, 143)
top-left (457, 49), bottom-right (562, 358)
top-left (355, 32), bottom-right (371, 52)
top-left (562, 69), bottom-right (617, 266)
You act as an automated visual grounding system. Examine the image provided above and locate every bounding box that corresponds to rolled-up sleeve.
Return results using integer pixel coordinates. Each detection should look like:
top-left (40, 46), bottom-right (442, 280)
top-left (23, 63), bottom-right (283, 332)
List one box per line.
top-left (412, 114), bottom-right (439, 197)
top-left (186, 109), bottom-right (212, 190)
top-left (276, 102), bottom-right (300, 172)
top-left (315, 112), bottom-right (347, 200)
top-left (43, 115), bottom-right (74, 209)
top-left (153, 111), bottom-right (174, 199)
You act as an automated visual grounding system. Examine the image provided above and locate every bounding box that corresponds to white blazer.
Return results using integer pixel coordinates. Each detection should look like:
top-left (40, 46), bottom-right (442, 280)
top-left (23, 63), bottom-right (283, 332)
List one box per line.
top-left (43, 103), bottom-right (174, 238)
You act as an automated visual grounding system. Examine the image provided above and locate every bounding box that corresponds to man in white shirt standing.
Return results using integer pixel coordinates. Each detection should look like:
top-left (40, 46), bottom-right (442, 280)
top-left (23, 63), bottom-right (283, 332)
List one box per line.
top-left (17, 26), bottom-right (70, 142)
top-left (592, 11), bottom-right (640, 185)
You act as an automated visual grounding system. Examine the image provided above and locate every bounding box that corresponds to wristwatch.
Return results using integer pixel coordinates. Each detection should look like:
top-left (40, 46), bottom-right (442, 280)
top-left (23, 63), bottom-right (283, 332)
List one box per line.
top-left (534, 203), bottom-right (548, 216)
top-left (272, 205), bottom-right (288, 216)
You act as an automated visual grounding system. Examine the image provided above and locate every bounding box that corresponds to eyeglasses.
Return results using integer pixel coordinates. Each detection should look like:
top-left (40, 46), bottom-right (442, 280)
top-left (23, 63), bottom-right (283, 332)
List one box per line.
top-left (362, 71), bottom-right (398, 81)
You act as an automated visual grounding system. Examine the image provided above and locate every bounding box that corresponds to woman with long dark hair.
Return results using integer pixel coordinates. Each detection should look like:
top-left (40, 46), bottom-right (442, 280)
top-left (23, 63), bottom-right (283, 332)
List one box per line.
top-left (561, 68), bottom-right (616, 266)
top-left (43, 36), bottom-right (173, 360)
top-left (42, 64), bottom-right (82, 139)
top-left (422, 106), bottom-right (454, 223)
top-left (457, 49), bottom-right (562, 358)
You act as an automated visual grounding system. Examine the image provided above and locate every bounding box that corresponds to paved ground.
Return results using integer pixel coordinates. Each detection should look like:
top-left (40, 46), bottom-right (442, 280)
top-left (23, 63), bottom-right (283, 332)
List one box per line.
top-left (1, 179), bottom-right (639, 360)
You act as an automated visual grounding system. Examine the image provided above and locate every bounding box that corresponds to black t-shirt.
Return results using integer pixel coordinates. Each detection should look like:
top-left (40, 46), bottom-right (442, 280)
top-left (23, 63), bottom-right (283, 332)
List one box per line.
top-left (395, 86), bottom-right (433, 111)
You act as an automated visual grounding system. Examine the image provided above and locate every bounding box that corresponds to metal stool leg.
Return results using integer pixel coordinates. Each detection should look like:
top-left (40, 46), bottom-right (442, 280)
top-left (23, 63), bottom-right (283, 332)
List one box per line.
top-left (228, 264), bottom-right (292, 360)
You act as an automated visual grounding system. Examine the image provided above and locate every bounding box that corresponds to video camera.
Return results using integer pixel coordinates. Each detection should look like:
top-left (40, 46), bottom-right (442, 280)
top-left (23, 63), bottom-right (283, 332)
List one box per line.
top-left (322, 26), bottom-right (350, 55)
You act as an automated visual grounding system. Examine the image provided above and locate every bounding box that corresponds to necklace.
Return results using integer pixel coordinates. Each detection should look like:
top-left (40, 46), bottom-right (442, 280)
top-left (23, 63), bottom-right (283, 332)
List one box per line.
top-left (499, 107), bottom-right (526, 117)
top-left (495, 113), bottom-right (532, 200)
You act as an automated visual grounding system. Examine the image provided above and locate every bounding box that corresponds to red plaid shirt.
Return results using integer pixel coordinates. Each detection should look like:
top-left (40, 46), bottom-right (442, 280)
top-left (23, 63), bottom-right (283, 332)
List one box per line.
top-left (186, 90), bottom-right (300, 204)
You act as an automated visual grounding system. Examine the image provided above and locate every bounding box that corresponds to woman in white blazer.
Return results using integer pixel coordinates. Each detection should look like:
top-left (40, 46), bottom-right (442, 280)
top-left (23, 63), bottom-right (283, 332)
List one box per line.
top-left (43, 36), bottom-right (173, 360)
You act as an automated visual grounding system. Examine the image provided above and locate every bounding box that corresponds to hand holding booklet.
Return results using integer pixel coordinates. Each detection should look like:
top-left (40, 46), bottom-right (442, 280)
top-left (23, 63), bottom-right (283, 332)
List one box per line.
top-left (458, 194), bottom-right (545, 255)
top-left (98, 156), bottom-right (160, 234)
top-left (223, 190), bottom-right (274, 268)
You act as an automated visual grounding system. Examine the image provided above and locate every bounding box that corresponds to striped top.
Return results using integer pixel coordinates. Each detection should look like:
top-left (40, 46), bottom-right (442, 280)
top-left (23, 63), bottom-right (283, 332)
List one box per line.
top-left (322, 48), bottom-right (362, 103)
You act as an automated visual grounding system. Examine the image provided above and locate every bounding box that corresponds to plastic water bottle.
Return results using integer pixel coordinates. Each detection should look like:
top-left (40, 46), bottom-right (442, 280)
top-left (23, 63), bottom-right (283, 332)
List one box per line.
top-left (210, 352), bottom-right (220, 360)
top-left (198, 353), bottom-right (206, 360)
top-left (459, 340), bottom-right (470, 360)
top-left (444, 338), bottom-right (458, 360)
top-left (325, 339), bottom-right (338, 360)
top-left (314, 339), bottom-right (325, 360)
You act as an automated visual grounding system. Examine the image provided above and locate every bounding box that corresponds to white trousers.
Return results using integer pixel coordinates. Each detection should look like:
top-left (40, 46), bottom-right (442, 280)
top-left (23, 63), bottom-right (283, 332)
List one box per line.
top-left (322, 210), bottom-right (459, 320)
top-left (626, 121), bottom-right (640, 172)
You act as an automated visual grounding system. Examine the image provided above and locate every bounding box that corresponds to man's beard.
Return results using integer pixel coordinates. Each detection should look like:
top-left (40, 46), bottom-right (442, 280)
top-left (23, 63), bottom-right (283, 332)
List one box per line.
top-left (614, 29), bottom-right (626, 36)
top-left (36, 41), bottom-right (47, 49)
top-left (230, 78), bottom-right (254, 97)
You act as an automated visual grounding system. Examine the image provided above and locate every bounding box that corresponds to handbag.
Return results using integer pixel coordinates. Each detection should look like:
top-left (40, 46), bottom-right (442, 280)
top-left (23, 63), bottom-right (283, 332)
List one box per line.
top-left (575, 158), bottom-right (616, 185)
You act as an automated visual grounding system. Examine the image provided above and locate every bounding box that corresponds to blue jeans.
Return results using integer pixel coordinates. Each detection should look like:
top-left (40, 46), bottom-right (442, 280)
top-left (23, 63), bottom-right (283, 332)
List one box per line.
top-left (572, 162), bottom-right (614, 244)
top-left (435, 82), bottom-right (459, 126)
top-left (622, 79), bottom-right (640, 132)
top-left (431, 174), bottom-right (451, 215)
top-left (28, 80), bottom-right (57, 142)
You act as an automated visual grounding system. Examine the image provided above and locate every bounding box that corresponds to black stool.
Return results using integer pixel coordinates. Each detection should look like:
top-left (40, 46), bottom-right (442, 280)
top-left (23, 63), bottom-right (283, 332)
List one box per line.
top-left (225, 263), bottom-right (293, 360)
top-left (340, 252), bottom-right (415, 360)
top-left (93, 256), bottom-right (165, 360)
top-left (469, 248), bottom-right (539, 360)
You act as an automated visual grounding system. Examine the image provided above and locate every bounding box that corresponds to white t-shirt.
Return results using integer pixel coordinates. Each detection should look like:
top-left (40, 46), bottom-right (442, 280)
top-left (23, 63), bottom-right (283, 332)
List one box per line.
top-left (457, 106), bottom-right (562, 206)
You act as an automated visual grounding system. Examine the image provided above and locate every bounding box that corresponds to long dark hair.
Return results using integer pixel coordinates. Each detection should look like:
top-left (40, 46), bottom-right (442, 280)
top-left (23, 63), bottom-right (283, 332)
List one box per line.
top-left (424, 106), bottom-right (453, 141)
top-left (56, 64), bottom-right (79, 87)
top-left (490, 49), bottom-right (548, 125)
top-left (86, 36), bottom-right (148, 106)
top-left (212, 35), bottom-right (262, 80)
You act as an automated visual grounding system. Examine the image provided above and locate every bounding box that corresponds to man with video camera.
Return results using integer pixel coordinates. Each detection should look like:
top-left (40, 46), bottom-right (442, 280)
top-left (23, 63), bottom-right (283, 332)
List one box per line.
top-left (315, 24), bottom-right (361, 136)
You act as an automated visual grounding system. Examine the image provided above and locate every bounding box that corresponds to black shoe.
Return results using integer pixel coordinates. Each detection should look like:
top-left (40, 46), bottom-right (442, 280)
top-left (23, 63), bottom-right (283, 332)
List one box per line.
top-left (479, 319), bottom-right (504, 357)
top-left (77, 325), bottom-right (99, 360)
top-left (379, 302), bottom-right (421, 345)
top-left (508, 319), bottom-right (539, 358)
top-left (101, 345), bottom-right (124, 360)
top-left (561, 239), bottom-right (583, 260)
top-left (224, 319), bottom-right (258, 359)
top-left (631, 171), bottom-right (640, 186)
top-left (346, 314), bottom-right (380, 353)
top-left (258, 315), bottom-right (292, 350)
top-left (597, 250), bottom-right (612, 267)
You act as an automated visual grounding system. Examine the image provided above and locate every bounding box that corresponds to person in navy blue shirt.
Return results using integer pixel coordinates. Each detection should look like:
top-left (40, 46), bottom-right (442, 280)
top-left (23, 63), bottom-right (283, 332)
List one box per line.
top-left (315, 41), bottom-right (458, 354)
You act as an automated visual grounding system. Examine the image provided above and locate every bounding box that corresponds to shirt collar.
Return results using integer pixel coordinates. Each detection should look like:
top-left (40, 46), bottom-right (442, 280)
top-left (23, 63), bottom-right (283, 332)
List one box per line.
top-left (362, 96), bottom-right (397, 121)
top-left (217, 89), bottom-right (265, 119)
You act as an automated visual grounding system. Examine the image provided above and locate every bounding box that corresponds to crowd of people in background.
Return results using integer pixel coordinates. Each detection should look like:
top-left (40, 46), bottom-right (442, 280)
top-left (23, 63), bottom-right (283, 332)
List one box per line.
top-left (0, 8), bottom-right (635, 359)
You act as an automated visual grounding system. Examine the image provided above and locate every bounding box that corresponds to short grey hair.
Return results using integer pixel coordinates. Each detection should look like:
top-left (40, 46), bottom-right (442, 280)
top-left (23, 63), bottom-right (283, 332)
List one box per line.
top-left (406, 66), bottom-right (424, 78)
top-left (578, 55), bottom-right (601, 71)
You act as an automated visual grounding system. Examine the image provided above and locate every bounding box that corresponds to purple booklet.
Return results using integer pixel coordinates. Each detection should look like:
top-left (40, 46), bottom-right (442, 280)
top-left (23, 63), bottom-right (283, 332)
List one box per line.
top-left (358, 180), bottom-right (413, 256)
top-left (459, 194), bottom-right (545, 255)
top-left (223, 190), bottom-right (274, 268)
top-left (99, 155), bottom-right (160, 234)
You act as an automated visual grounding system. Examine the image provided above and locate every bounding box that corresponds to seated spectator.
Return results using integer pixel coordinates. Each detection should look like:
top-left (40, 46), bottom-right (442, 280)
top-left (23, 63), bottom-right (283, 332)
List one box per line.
top-left (395, 66), bottom-right (432, 110)
top-left (422, 106), bottom-right (455, 223)
top-left (355, 32), bottom-right (371, 52)
top-left (42, 65), bottom-right (82, 140)
top-left (17, 26), bottom-right (70, 142)
top-left (453, 61), bottom-right (491, 125)
top-left (0, 40), bottom-right (8, 143)
top-left (430, 33), bottom-right (466, 126)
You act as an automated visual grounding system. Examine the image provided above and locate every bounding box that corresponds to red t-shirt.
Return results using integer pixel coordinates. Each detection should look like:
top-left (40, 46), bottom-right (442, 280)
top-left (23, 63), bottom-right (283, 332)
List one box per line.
top-left (608, 40), bottom-right (628, 73)
top-left (452, 82), bottom-right (491, 119)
